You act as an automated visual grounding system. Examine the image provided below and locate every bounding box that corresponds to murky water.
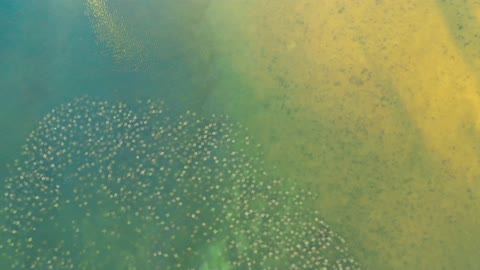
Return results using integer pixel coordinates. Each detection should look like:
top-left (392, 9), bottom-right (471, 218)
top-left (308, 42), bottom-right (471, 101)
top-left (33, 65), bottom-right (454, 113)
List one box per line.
top-left (1, 1), bottom-right (480, 269)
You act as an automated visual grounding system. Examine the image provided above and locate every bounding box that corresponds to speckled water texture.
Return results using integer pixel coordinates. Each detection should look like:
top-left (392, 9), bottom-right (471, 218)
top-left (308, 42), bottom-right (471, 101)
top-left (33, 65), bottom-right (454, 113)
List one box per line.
top-left (1, 0), bottom-right (480, 269)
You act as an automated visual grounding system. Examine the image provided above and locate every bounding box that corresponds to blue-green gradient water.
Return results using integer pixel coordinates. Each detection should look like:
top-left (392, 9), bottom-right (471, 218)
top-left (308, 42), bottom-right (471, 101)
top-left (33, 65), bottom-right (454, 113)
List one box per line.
top-left (0, 0), bottom-right (219, 178)
top-left (0, 1), bottom-right (361, 269)
top-left (5, 1), bottom-right (480, 269)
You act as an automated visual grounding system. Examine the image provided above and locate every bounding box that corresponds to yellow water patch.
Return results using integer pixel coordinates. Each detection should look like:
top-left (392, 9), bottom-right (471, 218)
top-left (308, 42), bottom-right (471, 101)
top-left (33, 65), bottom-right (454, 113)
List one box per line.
top-left (204, 0), bottom-right (480, 269)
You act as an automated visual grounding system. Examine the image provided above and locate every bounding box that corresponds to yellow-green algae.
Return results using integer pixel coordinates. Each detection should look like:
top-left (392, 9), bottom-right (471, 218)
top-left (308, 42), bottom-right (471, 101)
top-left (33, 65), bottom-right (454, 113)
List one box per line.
top-left (196, 1), bottom-right (480, 269)
top-left (73, 0), bottom-right (480, 268)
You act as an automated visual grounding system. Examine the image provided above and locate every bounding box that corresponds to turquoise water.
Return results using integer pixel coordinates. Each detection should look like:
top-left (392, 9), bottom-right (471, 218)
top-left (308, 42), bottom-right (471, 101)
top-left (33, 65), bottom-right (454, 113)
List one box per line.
top-left (0, 1), bottom-right (217, 179)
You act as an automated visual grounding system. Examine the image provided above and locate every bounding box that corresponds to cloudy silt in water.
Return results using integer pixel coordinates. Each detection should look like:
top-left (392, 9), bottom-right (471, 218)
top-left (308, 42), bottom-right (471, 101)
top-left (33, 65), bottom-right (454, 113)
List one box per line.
top-left (0, 97), bottom-right (360, 269)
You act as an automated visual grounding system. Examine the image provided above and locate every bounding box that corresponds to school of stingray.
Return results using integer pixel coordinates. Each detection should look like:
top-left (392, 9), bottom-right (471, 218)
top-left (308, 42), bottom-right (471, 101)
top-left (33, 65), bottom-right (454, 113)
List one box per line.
top-left (0, 0), bottom-right (361, 269)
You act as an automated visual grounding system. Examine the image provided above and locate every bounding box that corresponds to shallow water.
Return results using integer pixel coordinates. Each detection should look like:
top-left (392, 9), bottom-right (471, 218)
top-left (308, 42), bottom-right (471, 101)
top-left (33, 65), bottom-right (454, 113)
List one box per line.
top-left (2, 0), bottom-right (480, 269)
